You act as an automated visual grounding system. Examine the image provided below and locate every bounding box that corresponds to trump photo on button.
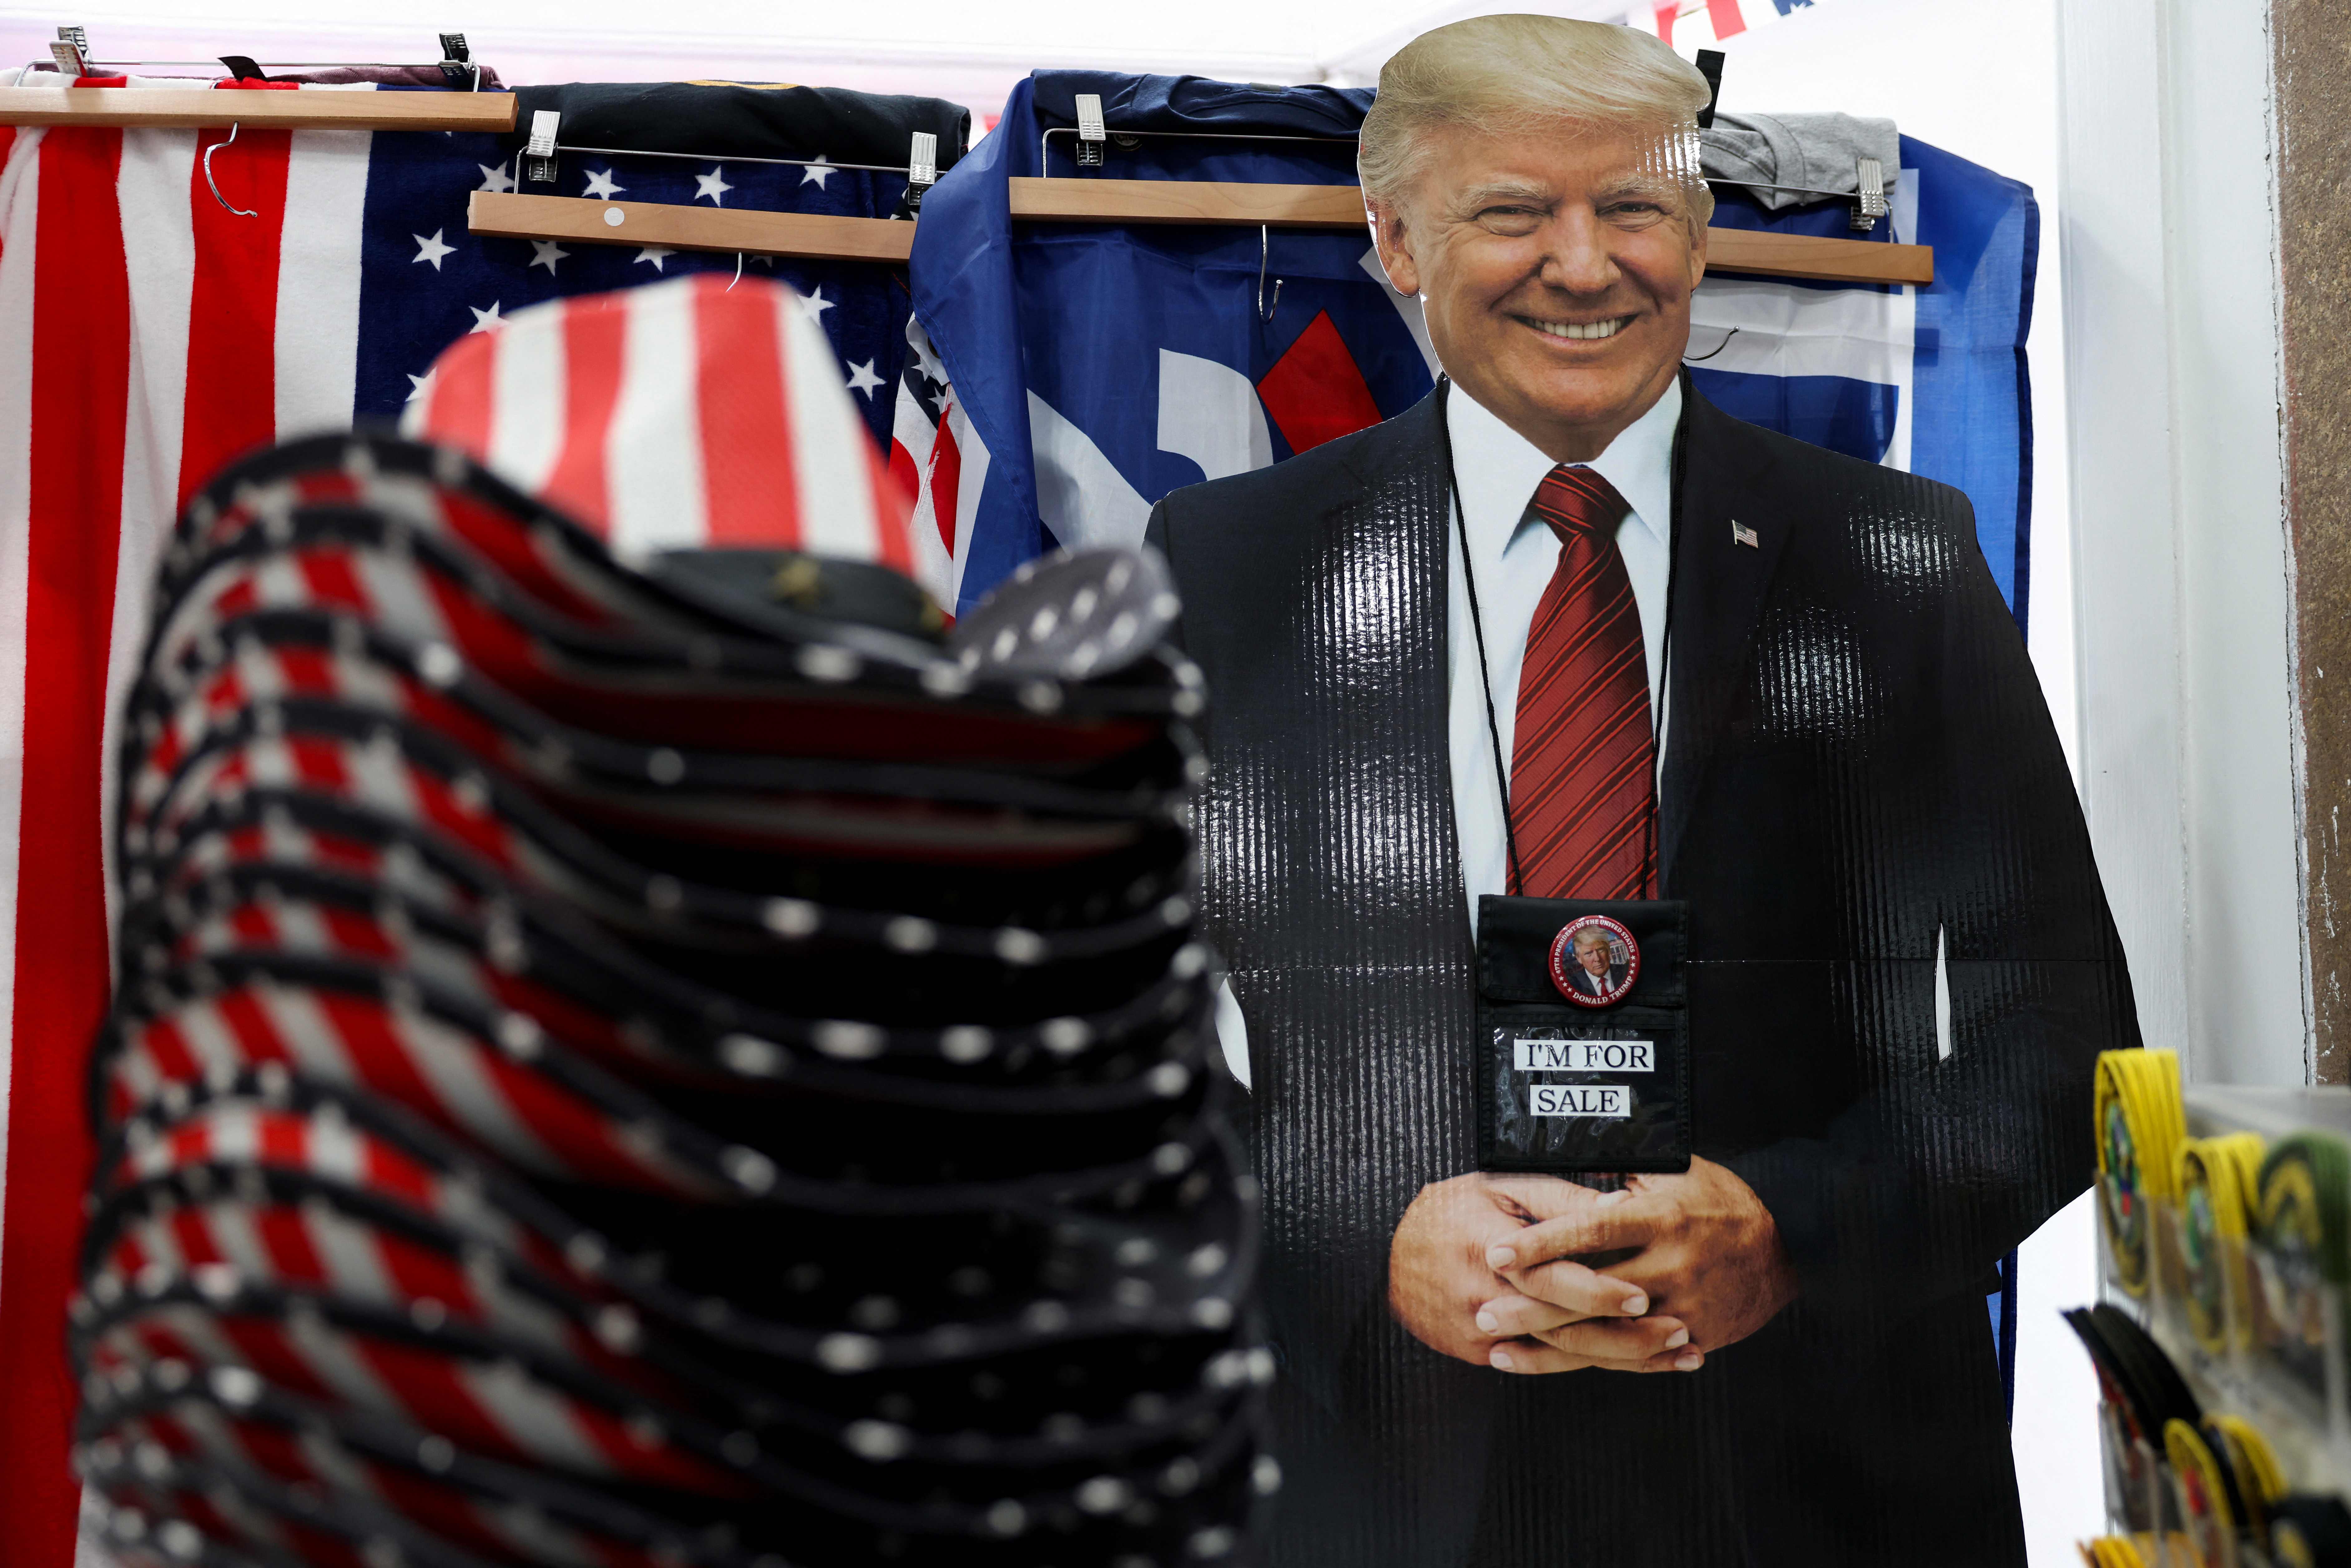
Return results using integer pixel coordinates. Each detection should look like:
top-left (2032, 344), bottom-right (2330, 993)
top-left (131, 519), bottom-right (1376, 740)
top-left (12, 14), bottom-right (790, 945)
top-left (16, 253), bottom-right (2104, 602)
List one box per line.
top-left (1561, 924), bottom-right (1628, 1001)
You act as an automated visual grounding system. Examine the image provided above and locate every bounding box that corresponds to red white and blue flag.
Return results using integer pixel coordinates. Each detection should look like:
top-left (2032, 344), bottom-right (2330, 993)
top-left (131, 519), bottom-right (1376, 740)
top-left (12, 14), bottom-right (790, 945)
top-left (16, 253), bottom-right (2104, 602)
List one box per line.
top-left (1615, 0), bottom-right (1820, 47)
top-left (0, 84), bottom-right (911, 1568)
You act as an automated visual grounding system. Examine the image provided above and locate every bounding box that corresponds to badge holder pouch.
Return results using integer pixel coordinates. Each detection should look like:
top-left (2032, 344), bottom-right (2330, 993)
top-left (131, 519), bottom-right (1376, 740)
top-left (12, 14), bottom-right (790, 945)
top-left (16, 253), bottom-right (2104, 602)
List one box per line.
top-left (1473, 896), bottom-right (1690, 1175)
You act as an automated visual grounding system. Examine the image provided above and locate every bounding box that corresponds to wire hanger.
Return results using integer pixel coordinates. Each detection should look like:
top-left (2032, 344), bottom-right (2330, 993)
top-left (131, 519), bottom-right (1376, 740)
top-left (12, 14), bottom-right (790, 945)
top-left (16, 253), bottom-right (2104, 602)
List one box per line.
top-left (1256, 226), bottom-right (1283, 324)
top-left (203, 122), bottom-right (255, 216)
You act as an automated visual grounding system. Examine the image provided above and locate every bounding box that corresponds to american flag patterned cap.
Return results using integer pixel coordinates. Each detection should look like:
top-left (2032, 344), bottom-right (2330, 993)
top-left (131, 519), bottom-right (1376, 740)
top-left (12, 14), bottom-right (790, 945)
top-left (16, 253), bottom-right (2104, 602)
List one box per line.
top-left (403, 274), bottom-right (914, 574)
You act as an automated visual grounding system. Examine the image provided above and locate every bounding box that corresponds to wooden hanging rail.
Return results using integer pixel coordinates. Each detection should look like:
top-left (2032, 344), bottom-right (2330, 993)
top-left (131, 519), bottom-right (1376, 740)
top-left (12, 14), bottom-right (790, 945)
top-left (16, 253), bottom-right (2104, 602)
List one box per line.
top-left (470, 192), bottom-right (915, 262)
top-left (0, 86), bottom-right (518, 131)
top-left (1011, 176), bottom-right (1366, 229)
top-left (1011, 178), bottom-right (1934, 286)
top-left (469, 177), bottom-right (1932, 287)
top-left (1706, 228), bottom-right (1932, 287)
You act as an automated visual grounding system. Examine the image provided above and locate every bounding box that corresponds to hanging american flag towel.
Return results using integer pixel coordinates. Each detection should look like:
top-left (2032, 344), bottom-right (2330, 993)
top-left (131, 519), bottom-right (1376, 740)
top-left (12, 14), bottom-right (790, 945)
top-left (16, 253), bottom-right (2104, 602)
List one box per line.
top-left (896, 69), bottom-right (2037, 627)
top-left (0, 94), bottom-right (918, 1568)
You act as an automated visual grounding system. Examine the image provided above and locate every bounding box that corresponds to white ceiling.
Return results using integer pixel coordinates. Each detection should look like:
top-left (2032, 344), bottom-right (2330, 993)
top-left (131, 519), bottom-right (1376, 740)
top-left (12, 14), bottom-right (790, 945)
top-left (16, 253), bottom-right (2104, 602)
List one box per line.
top-left (0, 0), bottom-right (1632, 116)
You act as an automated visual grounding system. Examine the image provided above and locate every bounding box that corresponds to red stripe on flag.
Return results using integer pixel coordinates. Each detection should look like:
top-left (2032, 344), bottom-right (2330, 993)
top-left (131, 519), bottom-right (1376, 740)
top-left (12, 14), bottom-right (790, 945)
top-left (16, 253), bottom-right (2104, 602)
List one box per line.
top-left (887, 435), bottom-right (922, 537)
top-left (177, 123), bottom-right (294, 509)
top-left (693, 280), bottom-right (800, 546)
top-left (1707, 0), bottom-right (1749, 37)
top-left (0, 124), bottom-right (132, 1568)
top-left (929, 416), bottom-right (963, 560)
top-left (541, 299), bottom-right (627, 529)
top-left (1654, 3), bottom-right (1680, 44)
top-left (420, 332), bottom-right (497, 466)
top-left (860, 435), bottom-right (913, 573)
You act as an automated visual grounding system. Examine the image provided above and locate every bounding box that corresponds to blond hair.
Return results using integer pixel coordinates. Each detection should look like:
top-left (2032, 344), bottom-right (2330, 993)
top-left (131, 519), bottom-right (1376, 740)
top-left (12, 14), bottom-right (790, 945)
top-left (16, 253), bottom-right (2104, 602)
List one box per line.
top-left (1359, 15), bottom-right (1714, 226)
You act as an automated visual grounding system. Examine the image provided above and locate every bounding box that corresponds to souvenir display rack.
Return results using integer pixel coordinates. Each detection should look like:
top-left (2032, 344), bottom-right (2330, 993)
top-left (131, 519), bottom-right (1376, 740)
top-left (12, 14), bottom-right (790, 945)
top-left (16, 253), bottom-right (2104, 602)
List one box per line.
top-left (2080, 1058), bottom-right (2351, 1566)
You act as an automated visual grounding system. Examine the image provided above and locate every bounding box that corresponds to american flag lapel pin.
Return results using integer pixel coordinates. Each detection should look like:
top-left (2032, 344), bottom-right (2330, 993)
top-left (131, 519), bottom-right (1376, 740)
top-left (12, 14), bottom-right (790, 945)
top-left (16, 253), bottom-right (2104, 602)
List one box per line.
top-left (1732, 520), bottom-right (1759, 549)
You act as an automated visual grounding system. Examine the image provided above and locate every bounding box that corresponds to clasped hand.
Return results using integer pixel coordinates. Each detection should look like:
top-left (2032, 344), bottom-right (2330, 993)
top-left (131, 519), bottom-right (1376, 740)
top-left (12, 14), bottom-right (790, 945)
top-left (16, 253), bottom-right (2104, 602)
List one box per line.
top-left (1384, 1158), bottom-right (1797, 1375)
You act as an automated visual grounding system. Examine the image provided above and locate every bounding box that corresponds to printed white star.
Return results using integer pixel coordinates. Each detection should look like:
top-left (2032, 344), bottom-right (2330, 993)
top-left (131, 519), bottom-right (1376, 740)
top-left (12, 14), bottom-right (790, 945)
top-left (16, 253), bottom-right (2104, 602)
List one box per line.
top-left (529, 239), bottom-right (569, 275)
top-left (694, 165), bottom-right (734, 205)
top-left (412, 229), bottom-right (456, 270)
top-left (468, 301), bottom-right (504, 334)
top-left (405, 370), bottom-right (436, 404)
top-left (582, 167), bottom-right (624, 200)
top-left (844, 359), bottom-right (884, 398)
top-left (634, 247), bottom-right (675, 271)
top-left (796, 285), bottom-right (835, 323)
top-left (476, 159), bottom-right (515, 193)
top-left (800, 155), bottom-right (835, 189)
top-left (909, 333), bottom-right (947, 386)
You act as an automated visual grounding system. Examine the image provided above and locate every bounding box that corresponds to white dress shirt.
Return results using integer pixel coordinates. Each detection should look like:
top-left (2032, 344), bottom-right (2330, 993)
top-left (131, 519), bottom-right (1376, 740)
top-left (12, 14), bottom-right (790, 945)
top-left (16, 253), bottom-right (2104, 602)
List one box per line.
top-left (1214, 378), bottom-right (1683, 1090)
top-left (1445, 379), bottom-right (1679, 935)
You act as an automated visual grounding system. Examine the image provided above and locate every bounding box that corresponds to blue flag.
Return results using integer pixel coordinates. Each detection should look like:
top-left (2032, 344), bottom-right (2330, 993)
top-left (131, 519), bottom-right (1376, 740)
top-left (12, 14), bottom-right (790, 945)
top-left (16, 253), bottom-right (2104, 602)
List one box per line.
top-left (897, 70), bottom-right (2036, 635)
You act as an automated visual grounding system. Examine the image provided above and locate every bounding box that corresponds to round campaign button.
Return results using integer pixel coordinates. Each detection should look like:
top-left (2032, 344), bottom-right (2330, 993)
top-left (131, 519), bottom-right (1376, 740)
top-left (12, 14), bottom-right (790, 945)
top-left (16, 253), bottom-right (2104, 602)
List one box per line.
top-left (1548, 915), bottom-right (1639, 1008)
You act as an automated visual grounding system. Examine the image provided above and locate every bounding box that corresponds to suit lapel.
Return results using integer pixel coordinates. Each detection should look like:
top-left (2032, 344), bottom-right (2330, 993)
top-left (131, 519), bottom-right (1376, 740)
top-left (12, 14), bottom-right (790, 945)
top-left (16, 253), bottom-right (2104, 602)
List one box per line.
top-left (1349, 387), bottom-right (1470, 937)
top-left (1659, 380), bottom-right (1787, 887)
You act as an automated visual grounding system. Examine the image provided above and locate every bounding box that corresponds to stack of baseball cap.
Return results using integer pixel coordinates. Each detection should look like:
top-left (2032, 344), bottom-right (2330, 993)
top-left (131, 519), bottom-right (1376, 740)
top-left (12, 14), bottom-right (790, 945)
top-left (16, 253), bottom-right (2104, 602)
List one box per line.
top-left (71, 273), bottom-right (1269, 1568)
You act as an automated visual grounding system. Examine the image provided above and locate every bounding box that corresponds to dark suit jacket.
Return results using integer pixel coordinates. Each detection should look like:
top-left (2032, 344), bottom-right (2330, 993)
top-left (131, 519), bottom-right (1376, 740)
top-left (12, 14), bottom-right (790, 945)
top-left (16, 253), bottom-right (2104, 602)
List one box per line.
top-left (1562, 961), bottom-right (1630, 999)
top-left (1144, 380), bottom-right (2138, 1568)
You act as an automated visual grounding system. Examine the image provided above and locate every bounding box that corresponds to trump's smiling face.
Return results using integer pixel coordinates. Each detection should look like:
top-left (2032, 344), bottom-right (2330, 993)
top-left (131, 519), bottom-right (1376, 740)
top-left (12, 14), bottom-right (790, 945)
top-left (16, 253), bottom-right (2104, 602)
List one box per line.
top-left (1371, 121), bottom-right (1706, 463)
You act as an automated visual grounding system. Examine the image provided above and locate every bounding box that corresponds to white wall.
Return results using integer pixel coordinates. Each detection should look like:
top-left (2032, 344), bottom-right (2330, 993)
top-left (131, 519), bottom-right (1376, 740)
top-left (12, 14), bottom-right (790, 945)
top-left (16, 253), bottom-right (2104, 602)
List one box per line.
top-left (0, 1), bottom-right (1378, 128)
top-left (2055, 0), bottom-right (2304, 1093)
top-left (1696, 3), bottom-right (2098, 1560)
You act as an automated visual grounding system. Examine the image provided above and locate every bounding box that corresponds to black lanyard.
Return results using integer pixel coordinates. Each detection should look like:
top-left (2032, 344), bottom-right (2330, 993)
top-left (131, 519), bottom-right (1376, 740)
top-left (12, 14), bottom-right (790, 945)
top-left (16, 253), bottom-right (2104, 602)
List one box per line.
top-left (1432, 376), bottom-right (1684, 899)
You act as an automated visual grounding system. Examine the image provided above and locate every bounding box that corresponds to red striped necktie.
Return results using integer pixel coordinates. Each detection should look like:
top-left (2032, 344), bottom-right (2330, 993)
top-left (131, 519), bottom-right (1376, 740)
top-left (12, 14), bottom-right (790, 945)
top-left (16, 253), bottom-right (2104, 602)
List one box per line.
top-left (1507, 465), bottom-right (1658, 900)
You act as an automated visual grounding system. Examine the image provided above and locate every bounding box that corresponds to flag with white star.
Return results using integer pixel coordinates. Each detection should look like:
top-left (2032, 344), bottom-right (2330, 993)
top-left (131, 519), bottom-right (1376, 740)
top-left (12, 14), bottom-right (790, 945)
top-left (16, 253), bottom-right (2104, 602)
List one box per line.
top-left (356, 117), bottom-right (926, 452)
top-left (0, 78), bottom-right (968, 1568)
top-left (889, 316), bottom-right (980, 605)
